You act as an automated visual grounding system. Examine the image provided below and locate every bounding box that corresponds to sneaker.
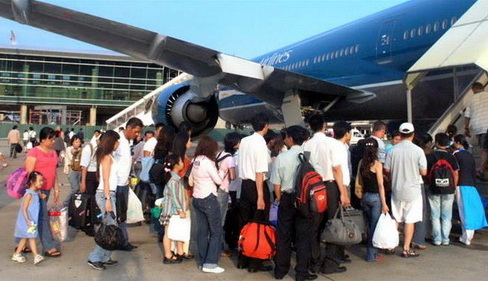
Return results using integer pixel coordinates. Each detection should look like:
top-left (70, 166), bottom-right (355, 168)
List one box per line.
top-left (459, 238), bottom-right (471, 246)
top-left (88, 260), bottom-right (106, 270)
top-left (442, 241), bottom-right (450, 246)
top-left (12, 253), bottom-right (26, 263)
top-left (202, 266), bottom-right (225, 273)
top-left (34, 255), bottom-right (45, 265)
top-left (103, 259), bottom-right (118, 267)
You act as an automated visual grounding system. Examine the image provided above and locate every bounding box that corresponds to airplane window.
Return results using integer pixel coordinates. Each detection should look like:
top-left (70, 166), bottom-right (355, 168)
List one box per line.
top-left (350, 46), bottom-right (355, 54)
top-left (313, 57), bottom-right (316, 64)
top-left (442, 19), bottom-right (448, 29)
top-left (403, 30), bottom-right (409, 40)
top-left (418, 26), bottom-right (424, 36)
top-left (335, 50), bottom-right (340, 58)
top-left (306, 60), bottom-right (309, 66)
top-left (451, 17), bottom-right (457, 26)
top-left (345, 48), bottom-right (349, 56)
top-left (340, 49), bottom-right (344, 57)
top-left (410, 29), bottom-right (416, 38)
top-left (426, 24), bottom-right (432, 34)
top-left (355, 44), bottom-right (359, 53)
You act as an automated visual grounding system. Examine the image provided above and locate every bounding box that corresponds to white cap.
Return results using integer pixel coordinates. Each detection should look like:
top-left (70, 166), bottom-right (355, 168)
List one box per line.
top-left (399, 122), bottom-right (415, 134)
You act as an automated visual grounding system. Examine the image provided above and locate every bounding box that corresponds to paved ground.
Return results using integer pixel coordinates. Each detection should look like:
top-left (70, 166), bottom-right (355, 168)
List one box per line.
top-left (1, 140), bottom-right (488, 281)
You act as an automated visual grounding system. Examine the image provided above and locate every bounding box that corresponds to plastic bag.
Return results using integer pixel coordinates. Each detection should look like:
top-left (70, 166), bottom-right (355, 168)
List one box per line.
top-left (167, 215), bottom-right (191, 242)
top-left (372, 213), bottom-right (399, 249)
top-left (49, 206), bottom-right (68, 242)
top-left (94, 213), bottom-right (125, 250)
top-left (126, 187), bottom-right (145, 224)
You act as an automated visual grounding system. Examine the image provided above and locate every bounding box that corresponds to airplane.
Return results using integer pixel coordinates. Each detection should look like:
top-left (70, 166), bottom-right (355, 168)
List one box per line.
top-left (0, 0), bottom-right (482, 136)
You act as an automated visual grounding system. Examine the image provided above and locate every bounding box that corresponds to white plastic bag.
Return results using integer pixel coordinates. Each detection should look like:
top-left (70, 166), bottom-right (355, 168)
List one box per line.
top-left (372, 213), bottom-right (399, 249)
top-left (167, 215), bottom-right (191, 242)
top-left (126, 188), bottom-right (145, 224)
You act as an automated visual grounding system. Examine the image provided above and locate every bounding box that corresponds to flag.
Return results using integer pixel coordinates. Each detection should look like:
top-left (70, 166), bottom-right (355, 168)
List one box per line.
top-left (10, 30), bottom-right (17, 45)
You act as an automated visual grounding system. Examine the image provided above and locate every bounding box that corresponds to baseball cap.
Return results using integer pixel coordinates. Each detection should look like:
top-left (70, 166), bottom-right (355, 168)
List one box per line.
top-left (399, 122), bottom-right (414, 134)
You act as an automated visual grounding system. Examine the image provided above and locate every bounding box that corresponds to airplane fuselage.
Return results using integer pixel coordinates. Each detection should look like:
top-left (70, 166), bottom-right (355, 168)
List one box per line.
top-left (219, 0), bottom-right (478, 126)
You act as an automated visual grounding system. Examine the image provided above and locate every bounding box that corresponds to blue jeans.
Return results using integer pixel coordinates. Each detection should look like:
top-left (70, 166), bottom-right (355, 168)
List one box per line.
top-left (362, 192), bottom-right (382, 262)
top-left (64, 170), bottom-right (81, 206)
top-left (88, 192), bottom-right (117, 262)
top-left (38, 189), bottom-right (58, 252)
top-left (217, 189), bottom-right (229, 250)
top-left (192, 194), bottom-right (222, 269)
top-left (428, 193), bottom-right (455, 244)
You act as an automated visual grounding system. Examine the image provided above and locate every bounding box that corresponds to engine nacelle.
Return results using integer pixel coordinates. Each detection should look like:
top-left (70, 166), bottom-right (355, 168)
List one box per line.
top-left (152, 83), bottom-right (219, 137)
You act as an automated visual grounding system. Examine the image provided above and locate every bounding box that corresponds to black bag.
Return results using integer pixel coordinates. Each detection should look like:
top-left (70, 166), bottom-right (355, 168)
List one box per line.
top-left (68, 192), bottom-right (91, 229)
top-left (94, 212), bottom-right (125, 250)
top-left (15, 143), bottom-right (22, 153)
top-left (149, 159), bottom-right (166, 187)
top-left (429, 154), bottom-right (455, 194)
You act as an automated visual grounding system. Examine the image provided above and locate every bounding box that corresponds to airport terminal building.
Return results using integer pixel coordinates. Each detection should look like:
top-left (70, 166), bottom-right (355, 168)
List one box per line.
top-left (0, 47), bottom-right (179, 125)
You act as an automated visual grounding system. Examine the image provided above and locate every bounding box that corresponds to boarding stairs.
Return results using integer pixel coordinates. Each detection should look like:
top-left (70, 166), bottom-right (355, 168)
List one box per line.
top-left (427, 70), bottom-right (488, 137)
top-left (105, 73), bottom-right (190, 129)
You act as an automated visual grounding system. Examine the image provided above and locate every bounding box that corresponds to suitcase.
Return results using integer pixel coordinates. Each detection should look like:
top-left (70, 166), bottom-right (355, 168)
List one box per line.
top-left (68, 192), bottom-right (92, 229)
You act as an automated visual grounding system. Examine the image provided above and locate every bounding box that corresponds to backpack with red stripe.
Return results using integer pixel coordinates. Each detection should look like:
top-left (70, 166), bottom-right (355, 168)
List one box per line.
top-left (295, 153), bottom-right (327, 217)
top-left (238, 222), bottom-right (276, 260)
top-left (429, 155), bottom-right (455, 194)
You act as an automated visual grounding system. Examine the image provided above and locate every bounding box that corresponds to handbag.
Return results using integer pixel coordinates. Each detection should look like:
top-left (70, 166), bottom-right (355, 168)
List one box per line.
top-left (167, 215), bottom-right (191, 242)
top-left (321, 207), bottom-right (362, 246)
top-left (94, 212), bottom-right (125, 250)
top-left (343, 207), bottom-right (366, 235)
top-left (15, 143), bottom-right (22, 153)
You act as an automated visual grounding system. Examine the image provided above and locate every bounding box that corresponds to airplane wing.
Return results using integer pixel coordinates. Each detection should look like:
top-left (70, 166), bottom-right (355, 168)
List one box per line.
top-left (0, 0), bottom-right (362, 108)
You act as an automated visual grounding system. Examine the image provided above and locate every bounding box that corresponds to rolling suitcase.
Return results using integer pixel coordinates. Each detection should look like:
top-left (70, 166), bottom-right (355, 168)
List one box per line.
top-left (68, 192), bottom-right (91, 229)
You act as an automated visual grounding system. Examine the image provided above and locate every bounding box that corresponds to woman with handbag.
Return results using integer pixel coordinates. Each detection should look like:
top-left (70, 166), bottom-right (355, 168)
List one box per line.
top-left (159, 154), bottom-right (187, 264)
top-left (189, 136), bottom-right (225, 273)
top-left (87, 130), bottom-right (120, 271)
top-left (355, 138), bottom-right (389, 262)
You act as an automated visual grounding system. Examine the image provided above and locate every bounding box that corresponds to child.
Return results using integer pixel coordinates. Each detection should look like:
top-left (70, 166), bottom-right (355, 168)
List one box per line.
top-left (12, 171), bottom-right (45, 265)
top-left (160, 154), bottom-right (187, 264)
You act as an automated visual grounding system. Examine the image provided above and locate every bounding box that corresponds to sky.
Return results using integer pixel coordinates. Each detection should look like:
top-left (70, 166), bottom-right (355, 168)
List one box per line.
top-left (0, 0), bottom-right (410, 59)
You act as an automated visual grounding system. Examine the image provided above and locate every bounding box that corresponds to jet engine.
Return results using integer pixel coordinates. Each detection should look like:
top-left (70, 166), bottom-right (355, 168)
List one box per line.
top-left (152, 83), bottom-right (219, 137)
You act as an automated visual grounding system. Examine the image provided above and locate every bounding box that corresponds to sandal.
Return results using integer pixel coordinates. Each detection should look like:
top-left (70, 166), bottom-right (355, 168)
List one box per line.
top-left (163, 254), bottom-right (182, 264)
top-left (384, 248), bottom-right (395, 255)
top-left (402, 249), bottom-right (419, 258)
top-left (44, 250), bottom-right (61, 257)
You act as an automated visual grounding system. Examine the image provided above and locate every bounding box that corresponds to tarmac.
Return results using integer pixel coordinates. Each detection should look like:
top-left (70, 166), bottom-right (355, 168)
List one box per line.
top-left (1, 140), bottom-right (488, 281)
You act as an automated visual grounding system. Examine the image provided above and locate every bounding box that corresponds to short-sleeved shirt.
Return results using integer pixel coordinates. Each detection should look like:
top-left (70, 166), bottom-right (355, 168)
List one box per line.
top-left (465, 91), bottom-right (488, 135)
top-left (27, 147), bottom-right (58, 191)
top-left (335, 140), bottom-right (351, 186)
top-left (426, 149), bottom-right (460, 172)
top-left (114, 132), bottom-right (132, 186)
top-left (302, 132), bottom-right (341, 181)
top-left (453, 149), bottom-right (475, 186)
top-left (80, 143), bottom-right (97, 172)
top-left (216, 151), bottom-right (235, 193)
top-left (238, 133), bottom-right (270, 181)
top-left (385, 140), bottom-right (427, 202)
top-left (229, 151), bottom-right (242, 193)
top-left (270, 145), bottom-right (303, 193)
top-left (143, 137), bottom-right (157, 155)
top-left (372, 135), bottom-right (386, 163)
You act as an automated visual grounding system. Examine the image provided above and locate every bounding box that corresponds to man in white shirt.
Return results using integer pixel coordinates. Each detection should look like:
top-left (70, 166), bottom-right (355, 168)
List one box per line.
top-left (465, 82), bottom-right (488, 180)
top-left (371, 120), bottom-right (387, 164)
top-left (143, 123), bottom-right (164, 157)
top-left (115, 117), bottom-right (143, 251)
top-left (303, 114), bottom-right (350, 275)
top-left (237, 113), bottom-right (272, 272)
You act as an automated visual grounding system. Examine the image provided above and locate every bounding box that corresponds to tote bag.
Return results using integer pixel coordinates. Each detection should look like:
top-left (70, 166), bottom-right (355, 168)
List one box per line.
top-left (126, 188), bottom-right (145, 224)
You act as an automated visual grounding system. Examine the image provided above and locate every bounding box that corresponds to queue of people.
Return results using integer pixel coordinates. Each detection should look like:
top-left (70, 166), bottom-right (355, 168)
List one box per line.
top-left (8, 108), bottom-right (487, 281)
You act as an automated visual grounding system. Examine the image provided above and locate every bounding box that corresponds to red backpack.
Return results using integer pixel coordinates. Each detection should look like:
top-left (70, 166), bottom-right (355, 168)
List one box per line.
top-left (238, 222), bottom-right (276, 260)
top-left (294, 153), bottom-right (327, 217)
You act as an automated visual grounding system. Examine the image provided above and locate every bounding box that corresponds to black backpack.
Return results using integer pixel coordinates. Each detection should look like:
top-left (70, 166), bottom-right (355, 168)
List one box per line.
top-left (149, 159), bottom-right (166, 187)
top-left (429, 154), bottom-right (455, 194)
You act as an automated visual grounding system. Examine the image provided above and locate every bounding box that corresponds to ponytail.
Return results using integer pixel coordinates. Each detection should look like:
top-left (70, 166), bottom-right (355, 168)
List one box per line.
top-left (163, 154), bottom-right (182, 183)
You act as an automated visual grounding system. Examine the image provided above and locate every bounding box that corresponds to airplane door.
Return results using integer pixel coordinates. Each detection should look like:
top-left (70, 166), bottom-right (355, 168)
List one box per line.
top-left (376, 20), bottom-right (395, 64)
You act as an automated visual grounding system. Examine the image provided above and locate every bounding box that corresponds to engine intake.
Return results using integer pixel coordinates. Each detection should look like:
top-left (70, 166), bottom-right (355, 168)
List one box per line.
top-left (152, 84), bottom-right (218, 137)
